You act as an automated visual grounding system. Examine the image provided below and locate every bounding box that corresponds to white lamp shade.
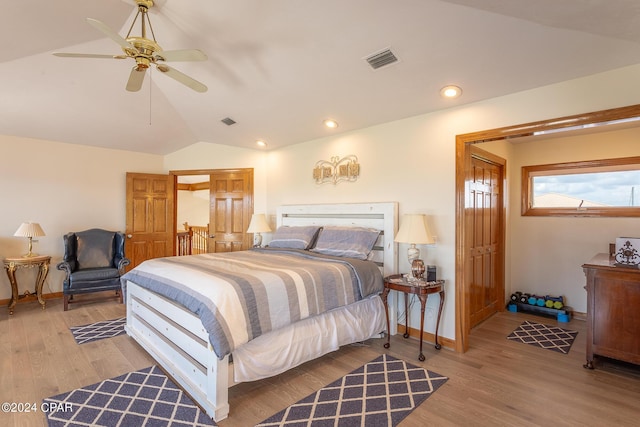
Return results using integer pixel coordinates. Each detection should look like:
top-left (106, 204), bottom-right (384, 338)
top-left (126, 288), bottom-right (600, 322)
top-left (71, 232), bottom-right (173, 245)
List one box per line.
top-left (247, 214), bottom-right (272, 233)
top-left (14, 222), bottom-right (46, 237)
top-left (394, 214), bottom-right (434, 245)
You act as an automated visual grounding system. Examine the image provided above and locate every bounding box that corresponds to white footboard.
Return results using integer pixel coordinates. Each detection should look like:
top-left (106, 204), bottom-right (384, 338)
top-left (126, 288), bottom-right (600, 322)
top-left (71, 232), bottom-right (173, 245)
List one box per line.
top-left (125, 281), bottom-right (230, 422)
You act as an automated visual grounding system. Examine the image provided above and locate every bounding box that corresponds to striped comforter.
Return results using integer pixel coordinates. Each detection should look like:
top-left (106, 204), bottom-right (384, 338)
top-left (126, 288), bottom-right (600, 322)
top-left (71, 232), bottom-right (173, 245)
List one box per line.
top-left (121, 248), bottom-right (383, 359)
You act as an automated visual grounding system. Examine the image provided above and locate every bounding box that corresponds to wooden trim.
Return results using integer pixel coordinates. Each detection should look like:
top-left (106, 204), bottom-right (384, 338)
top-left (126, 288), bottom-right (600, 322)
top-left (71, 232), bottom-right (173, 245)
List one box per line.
top-left (397, 324), bottom-right (455, 351)
top-left (455, 103), bottom-right (640, 354)
top-left (177, 182), bottom-right (210, 192)
top-left (0, 291), bottom-right (63, 307)
top-left (170, 168), bottom-right (254, 176)
top-left (459, 104), bottom-right (640, 144)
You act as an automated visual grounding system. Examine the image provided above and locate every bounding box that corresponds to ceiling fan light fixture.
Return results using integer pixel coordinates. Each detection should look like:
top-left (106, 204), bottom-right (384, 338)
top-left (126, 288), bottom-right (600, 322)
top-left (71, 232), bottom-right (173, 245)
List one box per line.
top-left (53, 0), bottom-right (208, 93)
top-left (440, 85), bottom-right (462, 99)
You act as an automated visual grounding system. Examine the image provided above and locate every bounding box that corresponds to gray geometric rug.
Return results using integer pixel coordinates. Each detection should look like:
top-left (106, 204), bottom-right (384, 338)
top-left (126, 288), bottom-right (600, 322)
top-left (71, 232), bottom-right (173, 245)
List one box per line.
top-left (507, 320), bottom-right (578, 354)
top-left (70, 317), bottom-right (126, 344)
top-left (255, 354), bottom-right (448, 426)
top-left (43, 365), bottom-right (216, 426)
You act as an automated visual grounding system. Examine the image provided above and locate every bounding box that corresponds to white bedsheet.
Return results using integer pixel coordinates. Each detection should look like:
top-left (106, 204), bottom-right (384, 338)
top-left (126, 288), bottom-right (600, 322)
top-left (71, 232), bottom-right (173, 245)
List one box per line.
top-left (232, 294), bottom-right (386, 382)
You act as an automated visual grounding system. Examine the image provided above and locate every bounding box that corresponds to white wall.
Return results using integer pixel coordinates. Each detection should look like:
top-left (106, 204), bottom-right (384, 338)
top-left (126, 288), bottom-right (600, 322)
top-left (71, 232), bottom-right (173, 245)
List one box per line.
top-left (265, 115), bottom-right (458, 337)
top-left (483, 126), bottom-right (640, 313)
top-left (4, 64), bottom-right (640, 345)
top-left (0, 135), bottom-right (163, 299)
top-left (177, 190), bottom-right (210, 228)
top-left (264, 64), bottom-right (640, 340)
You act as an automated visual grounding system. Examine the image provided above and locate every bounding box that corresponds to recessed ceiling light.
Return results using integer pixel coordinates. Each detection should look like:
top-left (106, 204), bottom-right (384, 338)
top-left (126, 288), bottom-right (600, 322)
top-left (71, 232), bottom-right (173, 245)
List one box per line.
top-left (324, 119), bottom-right (339, 129)
top-left (256, 140), bottom-right (267, 148)
top-left (440, 85), bottom-right (462, 99)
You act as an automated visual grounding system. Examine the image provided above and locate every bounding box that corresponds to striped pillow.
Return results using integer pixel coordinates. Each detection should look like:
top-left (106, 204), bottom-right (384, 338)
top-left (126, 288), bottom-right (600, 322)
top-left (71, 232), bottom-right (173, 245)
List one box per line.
top-left (310, 226), bottom-right (380, 260)
top-left (268, 226), bottom-right (322, 250)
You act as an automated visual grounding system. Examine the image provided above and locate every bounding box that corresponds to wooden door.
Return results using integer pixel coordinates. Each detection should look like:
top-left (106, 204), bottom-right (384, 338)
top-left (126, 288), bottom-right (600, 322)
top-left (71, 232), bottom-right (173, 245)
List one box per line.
top-left (209, 169), bottom-right (253, 252)
top-left (467, 148), bottom-right (505, 328)
top-left (125, 173), bottom-right (174, 269)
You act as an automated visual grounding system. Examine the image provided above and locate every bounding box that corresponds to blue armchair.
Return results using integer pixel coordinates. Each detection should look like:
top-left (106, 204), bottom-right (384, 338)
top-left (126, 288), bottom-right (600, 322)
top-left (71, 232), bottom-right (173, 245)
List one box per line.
top-left (56, 229), bottom-right (130, 311)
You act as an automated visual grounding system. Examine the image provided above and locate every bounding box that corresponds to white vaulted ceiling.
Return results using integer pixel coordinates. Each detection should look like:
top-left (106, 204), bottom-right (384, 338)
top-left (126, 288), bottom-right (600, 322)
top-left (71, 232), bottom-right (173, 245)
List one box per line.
top-left (2, 0), bottom-right (640, 154)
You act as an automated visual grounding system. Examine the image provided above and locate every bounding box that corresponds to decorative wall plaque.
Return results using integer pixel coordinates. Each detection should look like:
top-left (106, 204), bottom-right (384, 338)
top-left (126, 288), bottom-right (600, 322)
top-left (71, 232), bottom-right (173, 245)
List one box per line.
top-left (313, 155), bottom-right (360, 184)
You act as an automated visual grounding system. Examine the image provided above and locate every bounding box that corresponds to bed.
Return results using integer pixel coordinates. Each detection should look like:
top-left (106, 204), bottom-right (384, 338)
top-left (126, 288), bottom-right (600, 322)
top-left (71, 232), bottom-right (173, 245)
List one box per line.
top-left (122, 202), bottom-right (398, 421)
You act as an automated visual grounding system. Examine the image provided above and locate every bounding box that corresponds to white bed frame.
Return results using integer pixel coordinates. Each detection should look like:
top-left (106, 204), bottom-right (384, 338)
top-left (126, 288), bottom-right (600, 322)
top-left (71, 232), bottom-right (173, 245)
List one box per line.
top-left (124, 202), bottom-right (398, 421)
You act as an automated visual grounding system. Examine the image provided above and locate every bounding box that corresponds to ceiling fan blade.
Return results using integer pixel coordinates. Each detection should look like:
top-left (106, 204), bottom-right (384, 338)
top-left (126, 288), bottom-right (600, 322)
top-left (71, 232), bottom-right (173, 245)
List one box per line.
top-left (53, 52), bottom-right (122, 59)
top-left (156, 64), bottom-right (208, 93)
top-left (126, 67), bottom-right (146, 92)
top-left (86, 18), bottom-right (134, 51)
top-left (156, 49), bottom-right (208, 62)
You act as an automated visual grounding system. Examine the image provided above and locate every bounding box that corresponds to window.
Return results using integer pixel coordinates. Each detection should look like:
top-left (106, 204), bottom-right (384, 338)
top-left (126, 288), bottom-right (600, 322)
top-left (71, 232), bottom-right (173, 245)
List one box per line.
top-left (521, 156), bottom-right (640, 217)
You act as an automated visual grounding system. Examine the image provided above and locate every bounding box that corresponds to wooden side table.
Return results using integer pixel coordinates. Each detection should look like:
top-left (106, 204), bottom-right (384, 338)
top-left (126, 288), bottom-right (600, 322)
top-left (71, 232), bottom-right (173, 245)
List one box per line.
top-left (3, 255), bottom-right (50, 314)
top-left (381, 274), bottom-right (445, 361)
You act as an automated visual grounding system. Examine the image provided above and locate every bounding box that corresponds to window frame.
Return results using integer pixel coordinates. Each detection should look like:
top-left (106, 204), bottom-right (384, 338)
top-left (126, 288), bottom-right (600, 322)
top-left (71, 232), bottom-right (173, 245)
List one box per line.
top-left (521, 156), bottom-right (640, 217)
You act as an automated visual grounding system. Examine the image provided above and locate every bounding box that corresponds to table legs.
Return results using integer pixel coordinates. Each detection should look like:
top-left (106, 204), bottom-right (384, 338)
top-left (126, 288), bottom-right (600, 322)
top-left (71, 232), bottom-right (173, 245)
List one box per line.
top-left (4, 262), bottom-right (48, 315)
top-left (403, 293), bottom-right (410, 339)
top-left (381, 287), bottom-right (445, 360)
top-left (434, 290), bottom-right (444, 350)
top-left (417, 294), bottom-right (427, 361)
top-left (6, 264), bottom-right (19, 315)
top-left (381, 288), bottom-right (391, 349)
top-left (34, 263), bottom-right (49, 309)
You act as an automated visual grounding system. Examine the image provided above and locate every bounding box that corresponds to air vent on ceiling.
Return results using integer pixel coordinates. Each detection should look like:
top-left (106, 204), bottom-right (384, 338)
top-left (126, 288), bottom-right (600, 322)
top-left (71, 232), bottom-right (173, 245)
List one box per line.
top-left (365, 48), bottom-right (399, 70)
top-left (221, 117), bottom-right (236, 126)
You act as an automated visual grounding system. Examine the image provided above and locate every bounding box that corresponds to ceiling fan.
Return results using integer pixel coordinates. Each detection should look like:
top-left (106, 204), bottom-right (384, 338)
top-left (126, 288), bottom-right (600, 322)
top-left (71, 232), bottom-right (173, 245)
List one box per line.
top-left (53, 0), bottom-right (208, 93)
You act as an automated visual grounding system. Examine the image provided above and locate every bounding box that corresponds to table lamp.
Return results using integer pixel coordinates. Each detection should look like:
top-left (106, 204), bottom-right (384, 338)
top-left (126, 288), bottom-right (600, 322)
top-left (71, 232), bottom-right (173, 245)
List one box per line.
top-left (14, 222), bottom-right (46, 257)
top-left (394, 214), bottom-right (434, 278)
top-left (247, 214), bottom-right (272, 247)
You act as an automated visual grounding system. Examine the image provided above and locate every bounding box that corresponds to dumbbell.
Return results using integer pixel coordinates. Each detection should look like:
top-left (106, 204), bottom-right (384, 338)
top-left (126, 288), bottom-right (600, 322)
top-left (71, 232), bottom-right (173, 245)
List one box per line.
top-left (545, 295), bottom-right (564, 309)
top-left (519, 293), bottom-right (531, 304)
top-left (510, 292), bottom-right (522, 302)
top-left (528, 295), bottom-right (546, 306)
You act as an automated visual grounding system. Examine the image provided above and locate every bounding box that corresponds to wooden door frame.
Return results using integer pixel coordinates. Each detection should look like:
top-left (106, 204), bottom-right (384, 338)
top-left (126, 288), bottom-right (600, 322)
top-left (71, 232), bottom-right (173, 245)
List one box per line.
top-left (169, 168), bottom-right (255, 253)
top-left (454, 103), bottom-right (640, 353)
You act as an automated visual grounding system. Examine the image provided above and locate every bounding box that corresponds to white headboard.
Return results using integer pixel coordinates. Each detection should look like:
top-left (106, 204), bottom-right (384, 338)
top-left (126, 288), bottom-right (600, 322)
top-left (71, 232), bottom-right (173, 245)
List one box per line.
top-left (277, 202), bottom-right (398, 277)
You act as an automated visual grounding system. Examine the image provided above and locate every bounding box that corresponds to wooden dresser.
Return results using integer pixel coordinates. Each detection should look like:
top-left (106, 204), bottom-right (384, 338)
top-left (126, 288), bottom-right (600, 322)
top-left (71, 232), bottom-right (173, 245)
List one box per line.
top-left (582, 253), bottom-right (640, 369)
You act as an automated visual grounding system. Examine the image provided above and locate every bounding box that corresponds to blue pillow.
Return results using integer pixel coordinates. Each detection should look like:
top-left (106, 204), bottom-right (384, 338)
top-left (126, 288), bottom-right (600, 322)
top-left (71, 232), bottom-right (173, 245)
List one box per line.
top-left (310, 226), bottom-right (380, 260)
top-left (268, 226), bottom-right (322, 250)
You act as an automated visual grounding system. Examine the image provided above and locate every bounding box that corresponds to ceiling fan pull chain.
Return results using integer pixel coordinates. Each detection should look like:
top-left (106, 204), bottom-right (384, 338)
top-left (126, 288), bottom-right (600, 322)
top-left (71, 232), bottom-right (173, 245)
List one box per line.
top-left (148, 67), bottom-right (153, 126)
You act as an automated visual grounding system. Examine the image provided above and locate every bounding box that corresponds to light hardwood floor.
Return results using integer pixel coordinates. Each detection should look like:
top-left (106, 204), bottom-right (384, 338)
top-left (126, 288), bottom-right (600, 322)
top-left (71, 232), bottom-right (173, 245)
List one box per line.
top-left (2, 297), bottom-right (639, 426)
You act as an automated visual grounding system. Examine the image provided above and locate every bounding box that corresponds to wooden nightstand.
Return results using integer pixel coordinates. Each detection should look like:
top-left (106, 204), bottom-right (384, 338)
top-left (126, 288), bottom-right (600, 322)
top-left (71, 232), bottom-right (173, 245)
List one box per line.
top-left (381, 274), bottom-right (445, 361)
top-left (3, 255), bottom-right (50, 314)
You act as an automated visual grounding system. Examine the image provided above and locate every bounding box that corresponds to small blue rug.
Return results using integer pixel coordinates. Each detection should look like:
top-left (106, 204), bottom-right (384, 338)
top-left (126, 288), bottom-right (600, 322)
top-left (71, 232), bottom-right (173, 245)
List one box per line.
top-left (256, 354), bottom-right (448, 426)
top-left (44, 365), bottom-right (216, 426)
top-left (70, 317), bottom-right (126, 344)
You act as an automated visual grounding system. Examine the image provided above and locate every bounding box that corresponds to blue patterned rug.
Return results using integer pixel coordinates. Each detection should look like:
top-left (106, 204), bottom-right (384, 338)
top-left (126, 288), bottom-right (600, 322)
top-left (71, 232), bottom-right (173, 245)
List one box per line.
top-left (507, 320), bottom-right (578, 354)
top-left (70, 317), bottom-right (126, 344)
top-left (256, 354), bottom-right (448, 426)
top-left (44, 365), bottom-right (216, 426)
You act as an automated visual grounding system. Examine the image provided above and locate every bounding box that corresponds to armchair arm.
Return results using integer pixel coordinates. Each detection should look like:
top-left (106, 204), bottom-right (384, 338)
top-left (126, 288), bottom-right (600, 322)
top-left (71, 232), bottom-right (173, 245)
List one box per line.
top-left (56, 261), bottom-right (76, 280)
top-left (116, 257), bottom-right (131, 274)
